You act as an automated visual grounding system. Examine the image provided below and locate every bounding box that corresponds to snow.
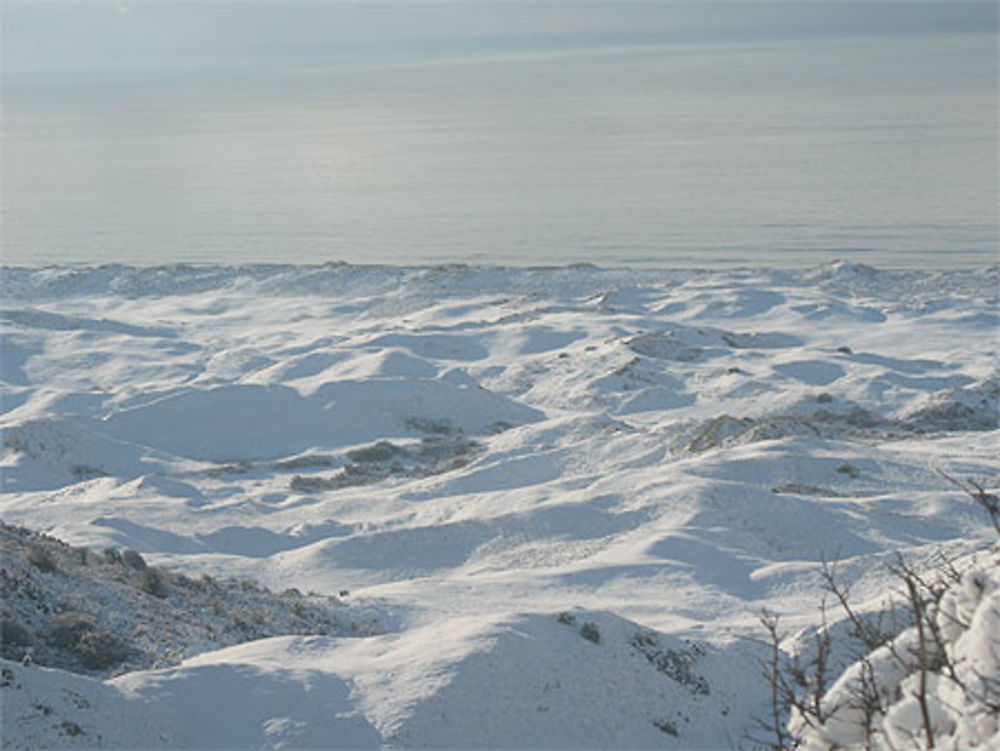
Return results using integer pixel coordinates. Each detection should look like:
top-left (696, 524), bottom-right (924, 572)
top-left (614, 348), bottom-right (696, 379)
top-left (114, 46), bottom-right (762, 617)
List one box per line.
top-left (790, 551), bottom-right (1000, 749)
top-left (1, 652), bottom-right (381, 749)
top-left (1, 261), bottom-right (997, 748)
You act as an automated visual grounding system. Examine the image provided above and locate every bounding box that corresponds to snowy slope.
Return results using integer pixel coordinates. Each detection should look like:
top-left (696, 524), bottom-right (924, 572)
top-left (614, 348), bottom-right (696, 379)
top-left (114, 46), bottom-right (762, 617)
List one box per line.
top-left (1, 261), bottom-right (997, 748)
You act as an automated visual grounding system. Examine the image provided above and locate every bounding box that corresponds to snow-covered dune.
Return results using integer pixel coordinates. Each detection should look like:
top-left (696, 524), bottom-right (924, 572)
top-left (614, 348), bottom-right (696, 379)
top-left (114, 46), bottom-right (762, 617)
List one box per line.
top-left (1, 262), bottom-right (997, 748)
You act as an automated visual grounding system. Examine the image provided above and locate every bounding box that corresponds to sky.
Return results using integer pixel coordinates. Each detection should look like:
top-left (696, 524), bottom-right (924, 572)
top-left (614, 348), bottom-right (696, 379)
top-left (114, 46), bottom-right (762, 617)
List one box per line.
top-left (4, 2), bottom-right (997, 80)
top-left (2, 2), bottom-right (997, 268)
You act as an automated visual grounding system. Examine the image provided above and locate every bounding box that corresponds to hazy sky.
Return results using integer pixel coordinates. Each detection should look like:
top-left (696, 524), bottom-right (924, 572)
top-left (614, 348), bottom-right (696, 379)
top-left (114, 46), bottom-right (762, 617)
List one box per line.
top-left (5, 2), bottom-right (997, 80)
top-left (2, 2), bottom-right (997, 267)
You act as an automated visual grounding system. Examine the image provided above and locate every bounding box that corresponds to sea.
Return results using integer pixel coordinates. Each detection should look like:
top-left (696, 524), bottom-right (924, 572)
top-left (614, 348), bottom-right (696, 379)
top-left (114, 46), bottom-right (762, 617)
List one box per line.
top-left (2, 2), bottom-right (997, 269)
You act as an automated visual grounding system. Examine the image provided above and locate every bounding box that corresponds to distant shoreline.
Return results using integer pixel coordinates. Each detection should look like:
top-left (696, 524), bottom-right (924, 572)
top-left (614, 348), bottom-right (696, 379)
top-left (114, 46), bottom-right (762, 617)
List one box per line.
top-left (2, 256), bottom-right (998, 274)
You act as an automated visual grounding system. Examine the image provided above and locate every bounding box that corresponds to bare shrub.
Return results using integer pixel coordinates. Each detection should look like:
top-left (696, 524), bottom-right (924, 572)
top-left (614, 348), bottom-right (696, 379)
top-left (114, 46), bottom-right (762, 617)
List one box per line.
top-left (748, 610), bottom-right (826, 750)
top-left (47, 613), bottom-right (130, 670)
top-left (121, 549), bottom-right (147, 570)
top-left (25, 545), bottom-right (56, 572)
top-left (940, 472), bottom-right (1000, 533)
top-left (1, 617), bottom-right (33, 648)
top-left (819, 555), bottom-right (904, 652)
top-left (75, 629), bottom-right (130, 670)
top-left (139, 567), bottom-right (168, 599)
top-left (60, 720), bottom-right (84, 737)
top-left (580, 622), bottom-right (601, 644)
top-left (48, 613), bottom-right (97, 650)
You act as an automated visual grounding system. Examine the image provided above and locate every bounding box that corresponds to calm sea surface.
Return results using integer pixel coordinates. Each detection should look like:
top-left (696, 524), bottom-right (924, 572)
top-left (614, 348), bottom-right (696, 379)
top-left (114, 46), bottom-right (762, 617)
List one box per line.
top-left (3, 4), bottom-right (997, 269)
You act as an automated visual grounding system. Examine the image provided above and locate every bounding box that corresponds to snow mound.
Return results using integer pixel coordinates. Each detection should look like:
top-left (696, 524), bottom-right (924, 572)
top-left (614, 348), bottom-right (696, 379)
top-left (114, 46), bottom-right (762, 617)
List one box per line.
top-left (378, 609), bottom-right (763, 748)
top-left (0, 650), bottom-right (381, 750)
top-left (2, 380), bottom-right (542, 488)
top-left (1, 418), bottom-right (164, 492)
top-left (898, 377), bottom-right (1000, 432)
top-left (628, 324), bottom-right (799, 363)
top-left (0, 605), bottom-right (766, 749)
top-left (322, 348), bottom-right (439, 381)
top-left (102, 380), bottom-right (539, 462)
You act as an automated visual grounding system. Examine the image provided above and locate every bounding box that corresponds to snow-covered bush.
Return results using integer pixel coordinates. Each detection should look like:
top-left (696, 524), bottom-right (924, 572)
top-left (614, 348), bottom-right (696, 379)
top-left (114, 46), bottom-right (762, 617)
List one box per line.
top-left (790, 554), bottom-right (999, 749)
top-left (758, 481), bottom-right (1000, 750)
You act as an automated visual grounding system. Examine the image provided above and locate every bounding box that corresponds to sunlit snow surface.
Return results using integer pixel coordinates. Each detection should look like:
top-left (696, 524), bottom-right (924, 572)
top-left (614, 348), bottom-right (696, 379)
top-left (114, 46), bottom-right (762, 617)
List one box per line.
top-left (1, 261), bottom-right (998, 748)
